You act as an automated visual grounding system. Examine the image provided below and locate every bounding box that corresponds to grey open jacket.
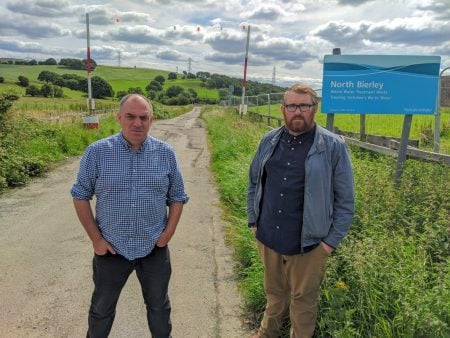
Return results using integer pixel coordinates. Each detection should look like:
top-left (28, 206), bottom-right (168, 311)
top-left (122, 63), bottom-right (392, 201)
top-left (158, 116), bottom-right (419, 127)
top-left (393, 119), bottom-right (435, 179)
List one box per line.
top-left (247, 124), bottom-right (355, 249)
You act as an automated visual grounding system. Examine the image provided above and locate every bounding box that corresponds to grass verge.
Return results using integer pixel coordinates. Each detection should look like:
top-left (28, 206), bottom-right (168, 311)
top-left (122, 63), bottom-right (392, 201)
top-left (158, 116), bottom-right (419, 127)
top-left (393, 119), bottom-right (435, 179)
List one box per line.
top-left (202, 106), bottom-right (450, 337)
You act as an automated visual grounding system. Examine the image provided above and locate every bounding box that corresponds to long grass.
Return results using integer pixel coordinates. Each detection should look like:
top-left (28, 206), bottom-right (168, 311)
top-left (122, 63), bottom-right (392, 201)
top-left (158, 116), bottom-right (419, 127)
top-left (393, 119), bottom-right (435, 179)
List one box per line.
top-left (0, 102), bottom-right (192, 192)
top-left (202, 106), bottom-right (450, 337)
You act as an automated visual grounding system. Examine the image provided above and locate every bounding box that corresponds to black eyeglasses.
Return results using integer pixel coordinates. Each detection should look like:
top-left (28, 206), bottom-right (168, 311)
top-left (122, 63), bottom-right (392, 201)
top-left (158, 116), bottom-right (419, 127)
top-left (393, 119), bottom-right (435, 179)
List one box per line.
top-left (284, 104), bottom-right (316, 113)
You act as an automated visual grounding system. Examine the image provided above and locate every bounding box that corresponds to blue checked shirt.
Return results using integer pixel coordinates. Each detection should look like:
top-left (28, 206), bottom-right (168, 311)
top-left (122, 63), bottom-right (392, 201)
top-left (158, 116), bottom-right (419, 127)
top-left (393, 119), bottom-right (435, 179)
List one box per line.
top-left (71, 133), bottom-right (189, 260)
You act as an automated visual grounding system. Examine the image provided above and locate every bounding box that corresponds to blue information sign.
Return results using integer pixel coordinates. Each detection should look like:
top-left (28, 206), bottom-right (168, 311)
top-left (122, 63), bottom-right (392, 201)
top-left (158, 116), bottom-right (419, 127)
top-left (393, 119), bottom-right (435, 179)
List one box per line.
top-left (321, 55), bottom-right (441, 114)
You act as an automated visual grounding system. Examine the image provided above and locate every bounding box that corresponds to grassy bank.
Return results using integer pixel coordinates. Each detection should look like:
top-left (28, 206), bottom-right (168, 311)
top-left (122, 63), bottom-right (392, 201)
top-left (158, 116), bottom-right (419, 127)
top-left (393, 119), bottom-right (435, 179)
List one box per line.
top-left (0, 104), bottom-right (191, 193)
top-left (202, 107), bottom-right (450, 337)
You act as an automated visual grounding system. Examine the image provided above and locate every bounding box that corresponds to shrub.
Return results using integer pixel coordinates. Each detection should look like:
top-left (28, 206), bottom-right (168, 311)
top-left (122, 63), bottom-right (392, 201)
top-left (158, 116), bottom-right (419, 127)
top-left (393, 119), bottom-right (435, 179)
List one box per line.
top-left (25, 85), bottom-right (41, 97)
top-left (18, 75), bottom-right (29, 87)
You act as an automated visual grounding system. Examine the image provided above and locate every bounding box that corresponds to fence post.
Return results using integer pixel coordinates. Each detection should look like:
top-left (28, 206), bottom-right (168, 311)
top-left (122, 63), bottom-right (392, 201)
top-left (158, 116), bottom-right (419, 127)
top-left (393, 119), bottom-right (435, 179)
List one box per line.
top-left (326, 47), bottom-right (340, 132)
top-left (394, 114), bottom-right (413, 185)
top-left (435, 67), bottom-right (450, 152)
top-left (360, 114), bottom-right (366, 141)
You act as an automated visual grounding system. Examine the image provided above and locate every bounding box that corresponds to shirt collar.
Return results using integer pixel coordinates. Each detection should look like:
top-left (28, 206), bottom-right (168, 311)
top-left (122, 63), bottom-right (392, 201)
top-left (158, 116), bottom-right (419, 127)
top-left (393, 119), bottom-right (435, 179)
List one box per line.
top-left (118, 132), bottom-right (149, 152)
top-left (282, 125), bottom-right (316, 143)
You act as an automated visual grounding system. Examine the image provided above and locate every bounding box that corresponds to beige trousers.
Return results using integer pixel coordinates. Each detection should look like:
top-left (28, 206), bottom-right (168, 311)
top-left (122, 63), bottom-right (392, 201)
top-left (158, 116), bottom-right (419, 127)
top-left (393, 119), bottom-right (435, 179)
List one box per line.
top-left (256, 240), bottom-right (329, 338)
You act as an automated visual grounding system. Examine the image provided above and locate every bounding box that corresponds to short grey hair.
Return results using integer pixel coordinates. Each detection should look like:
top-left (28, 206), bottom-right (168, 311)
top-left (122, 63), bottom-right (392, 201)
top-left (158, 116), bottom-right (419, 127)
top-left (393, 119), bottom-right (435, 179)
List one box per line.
top-left (119, 94), bottom-right (153, 115)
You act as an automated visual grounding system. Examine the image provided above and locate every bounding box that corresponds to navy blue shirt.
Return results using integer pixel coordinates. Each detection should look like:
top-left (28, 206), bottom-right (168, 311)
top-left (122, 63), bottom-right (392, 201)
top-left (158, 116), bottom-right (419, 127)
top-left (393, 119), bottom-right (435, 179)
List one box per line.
top-left (256, 126), bottom-right (315, 255)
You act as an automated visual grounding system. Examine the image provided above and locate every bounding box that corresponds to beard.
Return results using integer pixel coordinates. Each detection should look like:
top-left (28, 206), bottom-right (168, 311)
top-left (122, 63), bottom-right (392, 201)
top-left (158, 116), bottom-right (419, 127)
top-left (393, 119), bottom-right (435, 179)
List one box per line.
top-left (285, 117), bottom-right (309, 134)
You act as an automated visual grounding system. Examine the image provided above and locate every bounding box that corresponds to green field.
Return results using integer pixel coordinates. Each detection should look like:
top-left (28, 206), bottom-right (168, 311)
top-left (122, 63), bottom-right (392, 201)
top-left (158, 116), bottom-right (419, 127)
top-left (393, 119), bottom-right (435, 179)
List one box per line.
top-left (0, 64), bottom-right (219, 101)
top-left (250, 103), bottom-right (450, 154)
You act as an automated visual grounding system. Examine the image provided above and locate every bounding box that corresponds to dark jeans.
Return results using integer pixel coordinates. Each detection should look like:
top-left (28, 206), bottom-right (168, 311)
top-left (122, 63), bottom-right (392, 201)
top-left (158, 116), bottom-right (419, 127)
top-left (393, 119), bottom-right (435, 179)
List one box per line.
top-left (87, 245), bottom-right (172, 338)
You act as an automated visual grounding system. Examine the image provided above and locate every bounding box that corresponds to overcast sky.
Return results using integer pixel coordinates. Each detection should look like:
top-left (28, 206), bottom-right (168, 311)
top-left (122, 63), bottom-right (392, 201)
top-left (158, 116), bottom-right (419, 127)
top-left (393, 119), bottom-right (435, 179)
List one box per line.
top-left (1, 0), bottom-right (449, 88)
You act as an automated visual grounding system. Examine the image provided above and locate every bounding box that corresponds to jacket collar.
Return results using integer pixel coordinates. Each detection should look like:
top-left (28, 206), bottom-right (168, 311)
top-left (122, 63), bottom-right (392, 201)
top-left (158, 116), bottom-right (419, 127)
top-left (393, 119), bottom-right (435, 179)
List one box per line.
top-left (271, 124), bottom-right (326, 154)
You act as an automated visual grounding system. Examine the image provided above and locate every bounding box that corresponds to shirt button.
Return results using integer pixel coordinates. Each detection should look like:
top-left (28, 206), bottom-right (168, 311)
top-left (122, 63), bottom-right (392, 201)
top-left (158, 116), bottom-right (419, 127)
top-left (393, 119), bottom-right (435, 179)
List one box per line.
top-left (283, 177), bottom-right (287, 180)
top-left (280, 193), bottom-right (284, 197)
top-left (276, 226), bottom-right (280, 229)
top-left (291, 147), bottom-right (295, 150)
top-left (278, 210), bottom-right (282, 213)
top-left (287, 162), bottom-right (290, 165)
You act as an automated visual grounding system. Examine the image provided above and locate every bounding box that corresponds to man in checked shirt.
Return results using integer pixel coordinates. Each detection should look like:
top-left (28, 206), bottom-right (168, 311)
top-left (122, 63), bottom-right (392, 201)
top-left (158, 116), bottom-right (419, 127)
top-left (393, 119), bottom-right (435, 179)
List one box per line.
top-left (71, 94), bottom-right (188, 338)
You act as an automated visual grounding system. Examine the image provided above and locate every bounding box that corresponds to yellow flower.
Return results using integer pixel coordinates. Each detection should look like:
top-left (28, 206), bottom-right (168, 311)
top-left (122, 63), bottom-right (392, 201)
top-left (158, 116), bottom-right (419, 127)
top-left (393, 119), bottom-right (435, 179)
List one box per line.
top-left (336, 280), bottom-right (347, 289)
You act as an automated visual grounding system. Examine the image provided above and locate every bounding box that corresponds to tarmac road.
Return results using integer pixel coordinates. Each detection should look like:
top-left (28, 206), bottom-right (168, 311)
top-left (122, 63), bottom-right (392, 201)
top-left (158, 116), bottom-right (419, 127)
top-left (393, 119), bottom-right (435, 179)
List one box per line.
top-left (0, 107), bottom-right (249, 338)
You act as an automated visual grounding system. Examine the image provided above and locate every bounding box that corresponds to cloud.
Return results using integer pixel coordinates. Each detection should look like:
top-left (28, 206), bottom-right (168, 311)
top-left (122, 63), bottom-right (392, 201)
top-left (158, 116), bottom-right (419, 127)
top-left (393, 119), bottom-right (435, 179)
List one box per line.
top-left (416, 0), bottom-right (450, 21)
top-left (0, 38), bottom-right (61, 55)
top-left (163, 26), bottom-right (204, 41)
top-left (240, 3), bottom-right (304, 22)
top-left (204, 51), bottom-right (267, 66)
top-left (105, 25), bottom-right (167, 45)
top-left (0, 17), bottom-right (71, 38)
top-left (242, 5), bottom-right (285, 21)
top-left (312, 17), bottom-right (450, 48)
top-left (252, 37), bottom-right (315, 62)
top-left (204, 30), bottom-right (248, 53)
top-left (336, 0), bottom-right (375, 5)
top-left (84, 6), bottom-right (154, 26)
top-left (156, 49), bottom-right (186, 61)
top-left (6, 0), bottom-right (74, 17)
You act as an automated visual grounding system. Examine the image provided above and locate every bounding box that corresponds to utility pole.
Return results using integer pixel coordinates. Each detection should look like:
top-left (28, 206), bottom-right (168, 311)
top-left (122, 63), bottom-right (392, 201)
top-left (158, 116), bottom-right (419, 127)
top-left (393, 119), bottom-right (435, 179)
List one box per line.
top-left (272, 66), bottom-right (276, 85)
top-left (118, 51), bottom-right (121, 67)
top-left (187, 57), bottom-right (192, 75)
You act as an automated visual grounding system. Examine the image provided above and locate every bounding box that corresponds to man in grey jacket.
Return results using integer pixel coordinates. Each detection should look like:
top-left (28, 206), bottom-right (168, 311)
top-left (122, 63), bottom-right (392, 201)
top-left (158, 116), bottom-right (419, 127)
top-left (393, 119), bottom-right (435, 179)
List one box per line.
top-left (247, 84), bottom-right (354, 338)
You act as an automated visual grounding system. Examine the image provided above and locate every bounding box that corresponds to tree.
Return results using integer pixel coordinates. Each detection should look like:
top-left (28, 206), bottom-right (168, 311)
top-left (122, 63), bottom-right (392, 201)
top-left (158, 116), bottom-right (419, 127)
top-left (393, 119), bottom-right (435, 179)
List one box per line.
top-left (154, 75), bottom-right (165, 84)
top-left (127, 87), bottom-right (144, 95)
top-left (166, 85), bottom-right (184, 98)
top-left (53, 86), bottom-right (64, 98)
top-left (116, 91), bottom-right (127, 100)
top-left (218, 88), bottom-right (230, 100)
top-left (147, 90), bottom-right (157, 100)
top-left (186, 73), bottom-right (196, 79)
top-left (91, 76), bottom-right (114, 98)
top-left (17, 76), bottom-right (29, 87)
top-left (0, 77), bottom-right (4, 83)
top-left (177, 92), bottom-right (190, 105)
top-left (187, 88), bottom-right (198, 99)
top-left (38, 71), bottom-right (55, 83)
top-left (196, 71), bottom-right (210, 79)
top-left (168, 72), bottom-right (177, 80)
top-left (40, 83), bottom-right (54, 97)
top-left (43, 58), bottom-right (57, 65)
top-left (146, 80), bottom-right (162, 92)
top-left (25, 85), bottom-right (41, 97)
top-left (27, 59), bottom-right (37, 65)
top-left (0, 92), bottom-right (19, 131)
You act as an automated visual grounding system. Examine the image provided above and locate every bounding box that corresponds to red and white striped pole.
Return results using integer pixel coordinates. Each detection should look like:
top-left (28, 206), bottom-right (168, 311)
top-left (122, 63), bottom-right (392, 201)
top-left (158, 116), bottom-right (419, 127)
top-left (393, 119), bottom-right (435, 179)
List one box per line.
top-left (86, 13), bottom-right (93, 115)
top-left (83, 13), bottom-right (98, 128)
top-left (240, 24), bottom-right (250, 118)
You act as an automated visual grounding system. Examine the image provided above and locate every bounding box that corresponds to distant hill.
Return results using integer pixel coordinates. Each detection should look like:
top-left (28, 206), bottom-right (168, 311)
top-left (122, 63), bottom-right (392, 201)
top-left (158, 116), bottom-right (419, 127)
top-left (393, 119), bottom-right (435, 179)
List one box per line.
top-left (0, 62), bottom-right (286, 102)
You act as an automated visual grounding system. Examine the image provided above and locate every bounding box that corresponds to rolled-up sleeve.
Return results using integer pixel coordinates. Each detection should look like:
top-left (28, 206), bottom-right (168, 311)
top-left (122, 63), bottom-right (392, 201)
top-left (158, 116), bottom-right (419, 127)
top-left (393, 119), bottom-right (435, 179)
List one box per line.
top-left (70, 146), bottom-right (98, 201)
top-left (166, 149), bottom-right (189, 205)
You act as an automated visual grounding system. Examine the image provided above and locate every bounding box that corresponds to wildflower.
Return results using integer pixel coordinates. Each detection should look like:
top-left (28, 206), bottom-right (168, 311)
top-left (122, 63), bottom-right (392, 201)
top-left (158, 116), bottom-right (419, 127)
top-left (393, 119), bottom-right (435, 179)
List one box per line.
top-left (336, 280), bottom-right (347, 289)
